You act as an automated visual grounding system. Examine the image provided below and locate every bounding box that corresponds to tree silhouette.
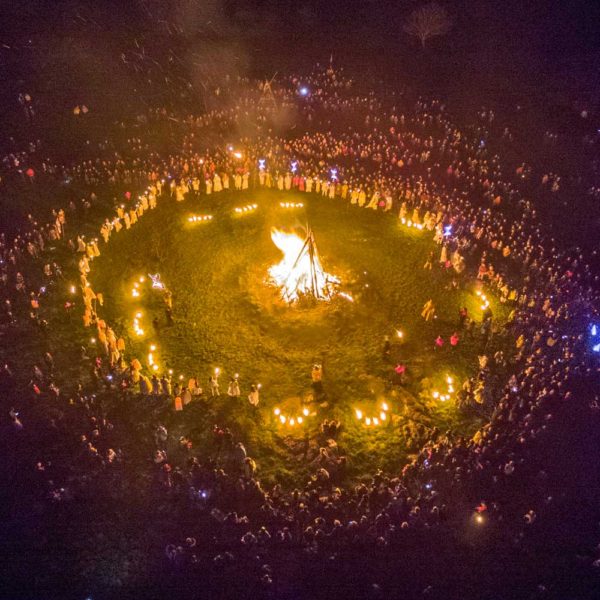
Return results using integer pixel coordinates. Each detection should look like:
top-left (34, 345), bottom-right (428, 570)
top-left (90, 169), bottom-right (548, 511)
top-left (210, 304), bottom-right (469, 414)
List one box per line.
top-left (403, 2), bottom-right (452, 48)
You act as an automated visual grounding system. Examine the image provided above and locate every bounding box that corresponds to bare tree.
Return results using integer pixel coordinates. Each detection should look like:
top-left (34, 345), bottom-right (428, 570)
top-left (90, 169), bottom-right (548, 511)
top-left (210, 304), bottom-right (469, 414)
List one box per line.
top-left (403, 2), bottom-right (452, 48)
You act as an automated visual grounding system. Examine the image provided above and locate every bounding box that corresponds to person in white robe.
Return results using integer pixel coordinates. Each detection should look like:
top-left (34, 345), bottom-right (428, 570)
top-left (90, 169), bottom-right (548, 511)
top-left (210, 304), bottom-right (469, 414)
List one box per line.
top-left (367, 191), bottom-right (380, 209)
top-left (248, 385), bottom-right (259, 406)
top-left (440, 245), bottom-right (448, 264)
top-left (384, 193), bottom-right (393, 211)
top-left (213, 173), bottom-right (223, 193)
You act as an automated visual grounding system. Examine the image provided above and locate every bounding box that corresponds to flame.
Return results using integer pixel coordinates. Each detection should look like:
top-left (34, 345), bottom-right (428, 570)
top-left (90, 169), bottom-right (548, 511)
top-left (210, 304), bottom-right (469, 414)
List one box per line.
top-left (269, 228), bottom-right (339, 302)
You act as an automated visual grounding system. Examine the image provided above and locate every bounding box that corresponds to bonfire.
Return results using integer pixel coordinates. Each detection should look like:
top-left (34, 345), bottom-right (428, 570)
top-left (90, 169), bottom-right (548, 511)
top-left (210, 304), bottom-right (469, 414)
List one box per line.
top-left (269, 227), bottom-right (340, 302)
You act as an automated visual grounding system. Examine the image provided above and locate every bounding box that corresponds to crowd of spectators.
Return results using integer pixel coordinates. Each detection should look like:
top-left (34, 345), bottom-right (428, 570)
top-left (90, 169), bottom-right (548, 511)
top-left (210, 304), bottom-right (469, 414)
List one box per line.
top-left (1, 63), bottom-right (600, 598)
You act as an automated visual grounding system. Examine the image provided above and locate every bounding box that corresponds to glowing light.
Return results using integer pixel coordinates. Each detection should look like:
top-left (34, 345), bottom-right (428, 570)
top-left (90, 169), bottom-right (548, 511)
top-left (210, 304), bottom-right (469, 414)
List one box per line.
top-left (279, 202), bottom-right (304, 209)
top-left (593, 343), bottom-right (600, 353)
top-left (188, 215), bottom-right (213, 223)
top-left (69, 285), bottom-right (76, 294)
top-left (338, 291), bottom-right (354, 302)
top-left (396, 330), bottom-right (404, 339)
top-left (258, 159), bottom-right (266, 171)
top-left (330, 168), bottom-right (338, 182)
top-left (276, 405), bottom-right (312, 426)
top-left (269, 228), bottom-right (340, 302)
top-left (90, 337), bottom-right (96, 344)
top-left (290, 161), bottom-right (298, 174)
top-left (444, 225), bottom-right (452, 237)
top-left (299, 86), bottom-right (309, 96)
top-left (233, 151), bottom-right (243, 159)
top-left (149, 273), bottom-right (165, 290)
top-left (234, 204), bottom-right (258, 215)
top-left (592, 325), bottom-right (598, 336)
top-left (133, 312), bottom-right (145, 336)
top-left (357, 400), bottom-right (392, 427)
top-left (139, 276), bottom-right (146, 283)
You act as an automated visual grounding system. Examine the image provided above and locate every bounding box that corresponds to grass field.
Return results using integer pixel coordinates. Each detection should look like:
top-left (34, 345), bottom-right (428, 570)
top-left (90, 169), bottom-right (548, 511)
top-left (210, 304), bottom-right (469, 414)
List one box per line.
top-left (90, 188), bottom-right (501, 485)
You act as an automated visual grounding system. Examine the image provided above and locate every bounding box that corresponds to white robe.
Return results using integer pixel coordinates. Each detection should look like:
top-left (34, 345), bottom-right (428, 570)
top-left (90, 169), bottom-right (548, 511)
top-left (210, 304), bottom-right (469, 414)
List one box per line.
top-left (214, 174), bottom-right (222, 193)
top-left (367, 192), bottom-right (379, 209)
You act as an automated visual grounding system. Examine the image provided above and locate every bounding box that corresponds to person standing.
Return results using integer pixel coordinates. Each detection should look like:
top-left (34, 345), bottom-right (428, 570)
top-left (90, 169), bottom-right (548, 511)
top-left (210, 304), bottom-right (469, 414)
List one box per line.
top-left (209, 374), bottom-right (220, 397)
top-left (227, 377), bottom-right (240, 399)
top-left (421, 299), bottom-right (436, 321)
top-left (423, 250), bottom-right (434, 270)
top-left (248, 384), bottom-right (259, 406)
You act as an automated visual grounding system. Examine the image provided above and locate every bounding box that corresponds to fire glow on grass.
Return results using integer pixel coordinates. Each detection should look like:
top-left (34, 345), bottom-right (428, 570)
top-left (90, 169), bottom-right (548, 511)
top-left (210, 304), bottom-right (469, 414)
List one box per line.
top-left (269, 228), bottom-right (340, 303)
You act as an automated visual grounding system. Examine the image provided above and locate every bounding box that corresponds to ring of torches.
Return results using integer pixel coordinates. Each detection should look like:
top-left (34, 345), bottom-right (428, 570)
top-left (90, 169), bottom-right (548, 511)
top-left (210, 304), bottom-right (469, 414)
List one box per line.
top-left (273, 405), bottom-right (314, 427)
top-left (399, 217), bottom-right (425, 231)
top-left (354, 401), bottom-right (391, 427)
top-left (432, 375), bottom-right (456, 403)
top-left (71, 167), bottom-right (499, 437)
top-left (234, 203), bottom-right (258, 215)
top-left (476, 289), bottom-right (490, 310)
top-left (188, 214), bottom-right (214, 223)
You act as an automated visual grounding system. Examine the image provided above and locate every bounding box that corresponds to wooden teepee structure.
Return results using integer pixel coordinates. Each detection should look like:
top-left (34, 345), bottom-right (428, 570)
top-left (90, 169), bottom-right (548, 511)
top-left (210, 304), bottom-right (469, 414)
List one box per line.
top-left (283, 227), bottom-right (328, 300)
